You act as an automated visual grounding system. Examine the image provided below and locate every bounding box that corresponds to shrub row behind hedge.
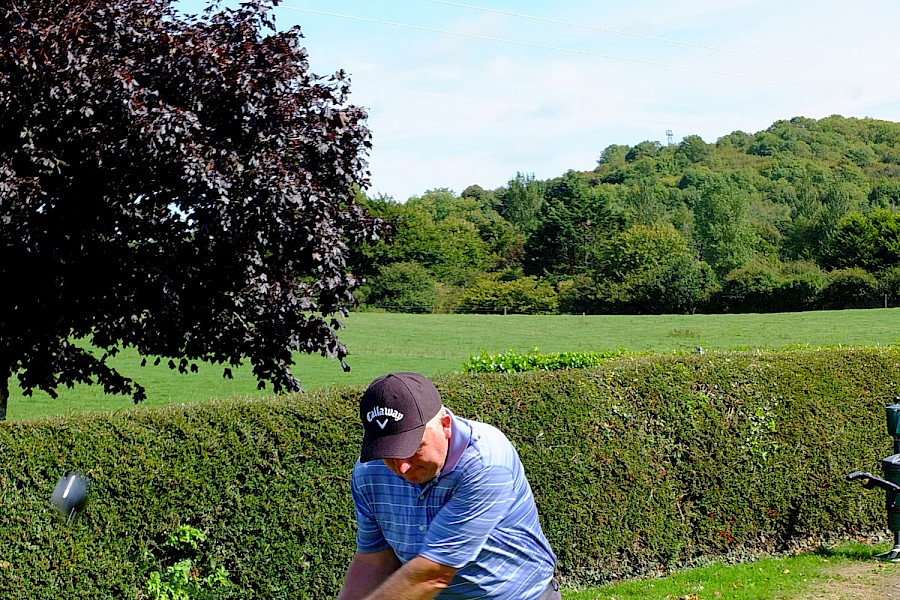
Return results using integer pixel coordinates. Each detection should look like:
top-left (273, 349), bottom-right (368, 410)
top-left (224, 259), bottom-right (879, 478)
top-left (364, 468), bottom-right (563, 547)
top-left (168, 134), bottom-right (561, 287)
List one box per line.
top-left (0, 347), bottom-right (897, 597)
top-left (461, 348), bottom-right (628, 373)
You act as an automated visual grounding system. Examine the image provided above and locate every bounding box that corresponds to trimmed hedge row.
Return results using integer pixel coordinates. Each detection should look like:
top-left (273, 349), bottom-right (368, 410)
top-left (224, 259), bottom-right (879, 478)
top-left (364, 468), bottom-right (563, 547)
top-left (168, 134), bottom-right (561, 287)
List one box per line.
top-left (1, 347), bottom-right (898, 597)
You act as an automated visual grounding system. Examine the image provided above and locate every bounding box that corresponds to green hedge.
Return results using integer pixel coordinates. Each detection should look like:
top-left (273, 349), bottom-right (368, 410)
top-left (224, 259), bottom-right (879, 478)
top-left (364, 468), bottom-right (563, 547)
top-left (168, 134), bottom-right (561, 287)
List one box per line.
top-left (1, 347), bottom-right (898, 597)
top-left (461, 348), bottom-right (628, 373)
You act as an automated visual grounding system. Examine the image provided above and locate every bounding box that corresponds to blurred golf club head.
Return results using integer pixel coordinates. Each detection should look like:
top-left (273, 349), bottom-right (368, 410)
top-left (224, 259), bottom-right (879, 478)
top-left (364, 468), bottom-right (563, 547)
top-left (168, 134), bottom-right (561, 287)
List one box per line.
top-left (51, 471), bottom-right (90, 523)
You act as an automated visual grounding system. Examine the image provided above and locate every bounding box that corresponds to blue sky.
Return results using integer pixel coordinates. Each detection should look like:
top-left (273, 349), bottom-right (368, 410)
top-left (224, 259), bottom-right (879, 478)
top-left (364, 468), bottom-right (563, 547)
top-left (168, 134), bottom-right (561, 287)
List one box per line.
top-left (177, 0), bottom-right (900, 201)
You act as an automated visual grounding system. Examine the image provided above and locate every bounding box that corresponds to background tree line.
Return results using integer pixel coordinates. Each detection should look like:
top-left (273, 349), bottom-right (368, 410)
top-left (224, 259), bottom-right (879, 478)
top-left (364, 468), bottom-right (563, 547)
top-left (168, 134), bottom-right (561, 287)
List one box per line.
top-left (353, 115), bottom-right (900, 315)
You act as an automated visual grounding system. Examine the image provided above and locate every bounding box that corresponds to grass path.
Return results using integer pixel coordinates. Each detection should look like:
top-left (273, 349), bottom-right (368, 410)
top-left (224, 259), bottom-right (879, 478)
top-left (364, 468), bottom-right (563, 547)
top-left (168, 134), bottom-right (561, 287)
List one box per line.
top-left (811, 560), bottom-right (900, 599)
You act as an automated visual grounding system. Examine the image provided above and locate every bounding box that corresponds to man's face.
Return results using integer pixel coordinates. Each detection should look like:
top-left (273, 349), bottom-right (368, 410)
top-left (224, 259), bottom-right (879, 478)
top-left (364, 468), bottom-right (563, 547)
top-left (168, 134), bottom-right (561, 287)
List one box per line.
top-left (382, 412), bottom-right (452, 484)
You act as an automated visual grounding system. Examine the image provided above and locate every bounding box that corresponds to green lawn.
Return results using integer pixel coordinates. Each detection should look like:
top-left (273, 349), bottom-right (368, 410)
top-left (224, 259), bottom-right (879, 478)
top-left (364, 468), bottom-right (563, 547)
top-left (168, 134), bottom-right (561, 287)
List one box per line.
top-left (9, 308), bottom-right (900, 420)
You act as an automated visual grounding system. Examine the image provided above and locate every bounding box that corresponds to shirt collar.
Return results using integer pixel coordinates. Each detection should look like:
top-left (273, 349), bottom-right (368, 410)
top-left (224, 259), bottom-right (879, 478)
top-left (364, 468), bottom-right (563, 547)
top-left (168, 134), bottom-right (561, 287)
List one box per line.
top-left (437, 408), bottom-right (470, 477)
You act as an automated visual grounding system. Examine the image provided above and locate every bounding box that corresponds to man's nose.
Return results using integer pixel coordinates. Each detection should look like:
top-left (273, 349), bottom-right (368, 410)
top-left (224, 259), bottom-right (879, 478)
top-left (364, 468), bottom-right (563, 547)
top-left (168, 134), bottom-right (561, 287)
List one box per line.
top-left (385, 458), bottom-right (412, 474)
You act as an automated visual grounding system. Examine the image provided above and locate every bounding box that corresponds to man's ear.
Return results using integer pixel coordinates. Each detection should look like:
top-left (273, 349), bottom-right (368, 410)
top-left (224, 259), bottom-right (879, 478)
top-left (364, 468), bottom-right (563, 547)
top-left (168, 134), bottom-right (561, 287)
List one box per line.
top-left (440, 411), bottom-right (452, 438)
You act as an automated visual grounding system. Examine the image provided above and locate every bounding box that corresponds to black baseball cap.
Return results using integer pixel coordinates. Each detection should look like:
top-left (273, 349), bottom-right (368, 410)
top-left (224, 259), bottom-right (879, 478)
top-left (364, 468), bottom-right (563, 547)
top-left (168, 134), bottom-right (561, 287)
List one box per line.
top-left (359, 372), bottom-right (443, 463)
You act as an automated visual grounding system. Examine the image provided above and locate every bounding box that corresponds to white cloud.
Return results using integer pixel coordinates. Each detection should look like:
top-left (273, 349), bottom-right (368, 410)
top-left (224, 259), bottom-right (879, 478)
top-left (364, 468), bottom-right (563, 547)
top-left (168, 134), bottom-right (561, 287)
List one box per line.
top-left (184, 0), bottom-right (900, 200)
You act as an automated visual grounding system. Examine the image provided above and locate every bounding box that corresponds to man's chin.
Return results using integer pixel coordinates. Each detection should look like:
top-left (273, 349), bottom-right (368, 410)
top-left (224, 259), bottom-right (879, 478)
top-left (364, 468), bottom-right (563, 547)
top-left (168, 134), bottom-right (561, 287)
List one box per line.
top-left (402, 472), bottom-right (435, 484)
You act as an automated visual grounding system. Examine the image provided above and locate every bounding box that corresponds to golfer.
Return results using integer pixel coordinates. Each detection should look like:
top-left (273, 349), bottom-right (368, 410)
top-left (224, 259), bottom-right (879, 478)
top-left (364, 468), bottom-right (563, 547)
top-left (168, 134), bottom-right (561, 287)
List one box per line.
top-left (337, 372), bottom-right (560, 600)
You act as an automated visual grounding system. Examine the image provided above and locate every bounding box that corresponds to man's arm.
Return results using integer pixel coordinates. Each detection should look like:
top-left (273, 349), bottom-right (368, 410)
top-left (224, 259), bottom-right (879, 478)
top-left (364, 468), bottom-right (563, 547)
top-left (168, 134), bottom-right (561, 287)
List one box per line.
top-left (336, 549), bottom-right (401, 600)
top-left (359, 555), bottom-right (457, 600)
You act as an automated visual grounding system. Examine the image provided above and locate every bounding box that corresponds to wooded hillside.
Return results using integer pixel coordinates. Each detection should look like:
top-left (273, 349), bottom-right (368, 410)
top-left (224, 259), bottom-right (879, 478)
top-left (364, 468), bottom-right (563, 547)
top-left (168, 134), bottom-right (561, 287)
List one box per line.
top-left (354, 115), bottom-right (900, 315)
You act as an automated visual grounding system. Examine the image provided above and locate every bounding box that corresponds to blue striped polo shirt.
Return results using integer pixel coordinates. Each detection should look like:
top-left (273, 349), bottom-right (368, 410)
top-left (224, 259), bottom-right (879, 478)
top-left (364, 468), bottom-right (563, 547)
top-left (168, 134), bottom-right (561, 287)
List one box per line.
top-left (350, 410), bottom-right (557, 599)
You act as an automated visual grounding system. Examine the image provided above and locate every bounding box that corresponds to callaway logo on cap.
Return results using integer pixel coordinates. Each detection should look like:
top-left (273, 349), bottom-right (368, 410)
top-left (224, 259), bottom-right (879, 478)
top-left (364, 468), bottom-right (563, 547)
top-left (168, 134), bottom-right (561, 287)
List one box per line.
top-left (358, 372), bottom-right (442, 463)
top-left (367, 406), bottom-right (405, 429)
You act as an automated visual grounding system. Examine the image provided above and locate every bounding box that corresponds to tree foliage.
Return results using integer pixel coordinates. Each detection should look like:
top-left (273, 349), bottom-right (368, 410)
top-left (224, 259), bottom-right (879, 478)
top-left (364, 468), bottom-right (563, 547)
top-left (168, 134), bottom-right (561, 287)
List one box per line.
top-left (0, 0), bottom-right (382, 417)
top-left (592, 224), bottom-right (715, 314)
top-left (523, 172), bottom-right (618, 276)
top-left (715, 260), bottom-right (827, 313)
top-left (362, 115), bottom-right (900, 316)
top-left (817, 268), bottom-right (881, 310)
top-left (360, 261), bottom-right (436, 314)
top-left (822, 209), bottom-right (900, 273)
top-left (496, 172), bottom-right (545, 235)
top-left (692, 176), bottom-right (759, 275)
top-left (456, 276), bottom-right (558, 315)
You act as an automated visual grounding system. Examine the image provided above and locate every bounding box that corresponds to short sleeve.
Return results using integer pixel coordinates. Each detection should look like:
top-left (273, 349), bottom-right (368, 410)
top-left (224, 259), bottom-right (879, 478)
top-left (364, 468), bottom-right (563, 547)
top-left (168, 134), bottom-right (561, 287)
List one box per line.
top-left (351, 466), bottom-right (390, 554)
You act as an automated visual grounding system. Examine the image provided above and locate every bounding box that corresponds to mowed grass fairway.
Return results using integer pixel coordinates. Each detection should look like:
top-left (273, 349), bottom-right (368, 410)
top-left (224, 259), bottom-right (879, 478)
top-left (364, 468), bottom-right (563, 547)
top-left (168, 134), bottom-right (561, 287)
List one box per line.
top-left (8, 308), bottom-right (900, 420)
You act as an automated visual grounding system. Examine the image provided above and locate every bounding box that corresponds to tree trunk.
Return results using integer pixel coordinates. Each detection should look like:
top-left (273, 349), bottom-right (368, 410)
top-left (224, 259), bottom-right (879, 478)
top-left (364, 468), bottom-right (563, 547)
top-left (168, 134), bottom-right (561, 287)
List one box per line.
top-left (0, 377), bottom-right (8, 421)
top-left (0, 356), bottom-right (10, 421)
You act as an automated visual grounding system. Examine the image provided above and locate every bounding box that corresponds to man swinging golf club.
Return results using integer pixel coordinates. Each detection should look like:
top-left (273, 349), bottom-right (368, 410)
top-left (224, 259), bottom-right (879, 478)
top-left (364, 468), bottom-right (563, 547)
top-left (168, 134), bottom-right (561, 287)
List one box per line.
top-left (337, 372), bottom-right (560, 600)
